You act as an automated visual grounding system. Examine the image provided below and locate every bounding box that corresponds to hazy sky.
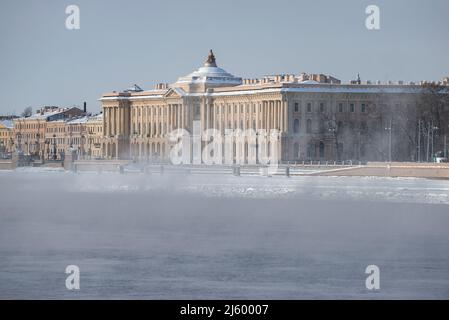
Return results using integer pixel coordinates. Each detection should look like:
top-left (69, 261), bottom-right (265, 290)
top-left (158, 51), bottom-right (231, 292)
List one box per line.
top-left (1, 0), bottom-right (448, 115)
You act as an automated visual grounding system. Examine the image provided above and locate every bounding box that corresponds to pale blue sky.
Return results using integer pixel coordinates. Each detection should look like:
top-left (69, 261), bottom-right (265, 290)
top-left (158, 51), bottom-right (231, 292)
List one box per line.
top-left (1, 0), bottom-right (448, 115)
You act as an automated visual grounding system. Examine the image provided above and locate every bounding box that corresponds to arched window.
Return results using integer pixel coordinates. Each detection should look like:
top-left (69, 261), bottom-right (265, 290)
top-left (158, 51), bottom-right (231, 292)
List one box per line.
top-left (338, 121), bottom-right (343, 131)
top-left (293, 143), bottom-right (300, 159)
top-left (319, 141), bottom-right (325, 158)
top-left (293, 119), bottom-right (300, 133)
top-left (306, 119), bottom-right (312, 133)
top-left (307, 143), bottom-right (313, 159)
top-left (319, 120), bottom-right (325, 133)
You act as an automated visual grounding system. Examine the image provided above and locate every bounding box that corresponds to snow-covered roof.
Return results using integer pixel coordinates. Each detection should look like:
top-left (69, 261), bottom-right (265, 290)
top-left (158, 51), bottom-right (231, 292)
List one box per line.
top-left (124, 84), bottom-right (143, 92)
top-left (17, 107), bottom-right (80, 121)
top-left (175, 50), bottom-right (242, 87)
top-left (0, 120), bottom-right (13, 129)
top-left (24, 109), bottom-right (66, 120)
top-left (87, 113), bottom-right (103, 122)
top-left (100, 84), bottom-right (436, 101)
top-left (299, 80), bottom-right (320, 84)
top-left (66, 116), bottom-right (89, 124)
top-left (187, 85), bottom-right (430, 97)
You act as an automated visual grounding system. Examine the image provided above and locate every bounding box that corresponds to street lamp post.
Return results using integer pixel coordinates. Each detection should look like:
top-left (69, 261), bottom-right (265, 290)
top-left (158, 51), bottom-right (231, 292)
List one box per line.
top-left (327, 120), bottom-right (339, 161)
top-left (80, 134), bottom-right (85, 160)
top-left (36, 133), bottom-right (40, 159)
top-left (45, 139), bottom-right (50, 160)
top-left (385, 119), bottom-right (392, 162)
top-left (429, 122), bottom-right (438, 162)
top-left (444, 133), bottom-right (447, 160)
top-left (417, 120), bottom-right (421, 163)
top-left (52, 134), bottom-right (57, 160)
top-left (16, 132), bottom-right (22, 153)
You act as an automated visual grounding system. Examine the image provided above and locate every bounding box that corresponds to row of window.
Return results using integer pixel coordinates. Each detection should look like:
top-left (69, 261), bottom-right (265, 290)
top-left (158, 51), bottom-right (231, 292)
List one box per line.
top-left (131, 102), bottom-right (287, 120)
top-left (125, 101), bottom-right (371, 124)
top-left (294, 102), bottom-right (367, 113)
top-left (132, 105), bottom-right (181, 117)
top-left (15, 123), bottom-right (44, 130)
top-left (291, 142), bottom-right (366, 159)
top-left (293, 119), bottom-right (369, 134)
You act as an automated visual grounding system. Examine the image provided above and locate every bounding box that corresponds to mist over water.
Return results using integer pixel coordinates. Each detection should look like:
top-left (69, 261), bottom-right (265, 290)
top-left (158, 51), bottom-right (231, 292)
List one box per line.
top-left (1, 170), bottom-right (449, 299)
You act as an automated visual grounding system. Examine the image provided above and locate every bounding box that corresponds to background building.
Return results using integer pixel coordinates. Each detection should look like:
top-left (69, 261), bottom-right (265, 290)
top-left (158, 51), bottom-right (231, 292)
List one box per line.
top-left (86, 113), bottom-right (104, 159)
top-left (0, 120), bottom-right (14, 155)
top-left (13, 106), bottom-right (85, 158)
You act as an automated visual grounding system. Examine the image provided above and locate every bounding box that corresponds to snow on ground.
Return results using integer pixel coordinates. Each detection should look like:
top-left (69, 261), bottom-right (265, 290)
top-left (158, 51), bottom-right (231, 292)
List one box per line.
top-left (53, 171), bottom-right (449, 205)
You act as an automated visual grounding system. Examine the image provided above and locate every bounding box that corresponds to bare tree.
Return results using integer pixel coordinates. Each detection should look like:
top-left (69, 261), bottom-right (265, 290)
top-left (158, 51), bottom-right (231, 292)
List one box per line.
top-left (417, 83), bottom-right (449, 161)
top-left (21, 107), bottom-right (32, 118)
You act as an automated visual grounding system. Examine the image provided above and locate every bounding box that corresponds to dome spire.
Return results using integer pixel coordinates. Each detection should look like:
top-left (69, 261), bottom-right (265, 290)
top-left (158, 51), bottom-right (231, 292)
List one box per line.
top-left (204, 49), bottom-right (217, 67)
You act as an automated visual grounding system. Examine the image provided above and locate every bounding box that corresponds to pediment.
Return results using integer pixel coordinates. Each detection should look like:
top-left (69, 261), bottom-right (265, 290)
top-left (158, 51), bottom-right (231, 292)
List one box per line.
top-left (163, 87), bottom-right (186, 99)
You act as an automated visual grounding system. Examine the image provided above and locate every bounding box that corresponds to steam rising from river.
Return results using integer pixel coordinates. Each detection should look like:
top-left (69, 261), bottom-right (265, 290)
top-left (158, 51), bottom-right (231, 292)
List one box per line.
top-left (1, 170), bottom-right (449, 299)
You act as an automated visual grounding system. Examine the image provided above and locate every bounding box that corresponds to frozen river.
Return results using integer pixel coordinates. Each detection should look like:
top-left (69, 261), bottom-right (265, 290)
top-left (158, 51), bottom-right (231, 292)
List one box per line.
top-left (1, 169), bottom-right (449, 299)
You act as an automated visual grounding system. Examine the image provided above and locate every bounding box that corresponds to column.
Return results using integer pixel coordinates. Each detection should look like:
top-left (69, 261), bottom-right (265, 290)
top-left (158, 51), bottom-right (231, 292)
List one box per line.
top-left (206, 102), bottom-right (210, 130)
top-left (280, 101), bottom-right (284, 132)
top-left (283, 101), bottom-right (288, 132)
top-left (255, 102), bottom-right (259, 130)
top-left (276, 100), bottom-right (281, 130)
top-left (212, 103), bottom-right (216, 129)
top-left (181, 104), bottom-right (184, 129)
top-left (104, 108), bottom-right (108, 136)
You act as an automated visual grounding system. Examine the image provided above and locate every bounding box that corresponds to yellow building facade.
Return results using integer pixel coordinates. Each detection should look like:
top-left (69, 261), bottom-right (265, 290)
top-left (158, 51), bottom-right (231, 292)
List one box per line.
top-left (0, 120), bottom-right (14, 154)
top-left (101, 50), bottom-right (445, 163)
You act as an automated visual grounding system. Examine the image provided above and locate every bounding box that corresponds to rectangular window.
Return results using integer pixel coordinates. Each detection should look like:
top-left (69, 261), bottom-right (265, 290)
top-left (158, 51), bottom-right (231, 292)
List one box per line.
top-left (361, 103), bottom-right (366, 113)
top-left (294, 102), bottom-right (299, 113)
top-left (319, 102), bottom-right (325, 113)
top-left (350, 103), bottom-right (355, 113)
top-left (307, 102), bottom-right (312, 113)
top-left (338, 103), bottom-right (343, 113)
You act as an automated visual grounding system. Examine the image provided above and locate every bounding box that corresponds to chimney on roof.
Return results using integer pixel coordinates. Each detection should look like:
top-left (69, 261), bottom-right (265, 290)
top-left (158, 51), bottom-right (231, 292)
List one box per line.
top-left (83, 102), bottom-right (87, 113)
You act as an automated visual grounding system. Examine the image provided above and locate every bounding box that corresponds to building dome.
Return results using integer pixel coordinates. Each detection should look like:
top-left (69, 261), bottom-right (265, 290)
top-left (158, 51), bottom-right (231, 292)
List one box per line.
top-left (175, 50), bottom-right (242, 88)
top-left (300, 80), bottom-right (320, 84)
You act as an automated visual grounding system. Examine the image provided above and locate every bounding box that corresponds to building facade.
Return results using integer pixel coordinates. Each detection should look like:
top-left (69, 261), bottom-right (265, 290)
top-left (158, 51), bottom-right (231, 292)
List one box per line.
top-left (14, 106), bottom-right (86, 158)
top-left (86, 113), bottom-right (104, 159)
top-left (100, 51), bottom-right (449, 163)
top-left (0, 120), bottom-right (14, 154)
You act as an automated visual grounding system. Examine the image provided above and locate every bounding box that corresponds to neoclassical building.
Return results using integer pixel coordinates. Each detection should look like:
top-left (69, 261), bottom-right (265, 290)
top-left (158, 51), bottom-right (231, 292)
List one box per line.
top-left (100, 50), bottom-right (449, 163)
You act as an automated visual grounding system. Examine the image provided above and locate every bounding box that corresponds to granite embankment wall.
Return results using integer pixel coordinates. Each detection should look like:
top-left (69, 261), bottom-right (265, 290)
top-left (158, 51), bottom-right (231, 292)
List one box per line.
top-left (312, 162), bottom-right (449, 179)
